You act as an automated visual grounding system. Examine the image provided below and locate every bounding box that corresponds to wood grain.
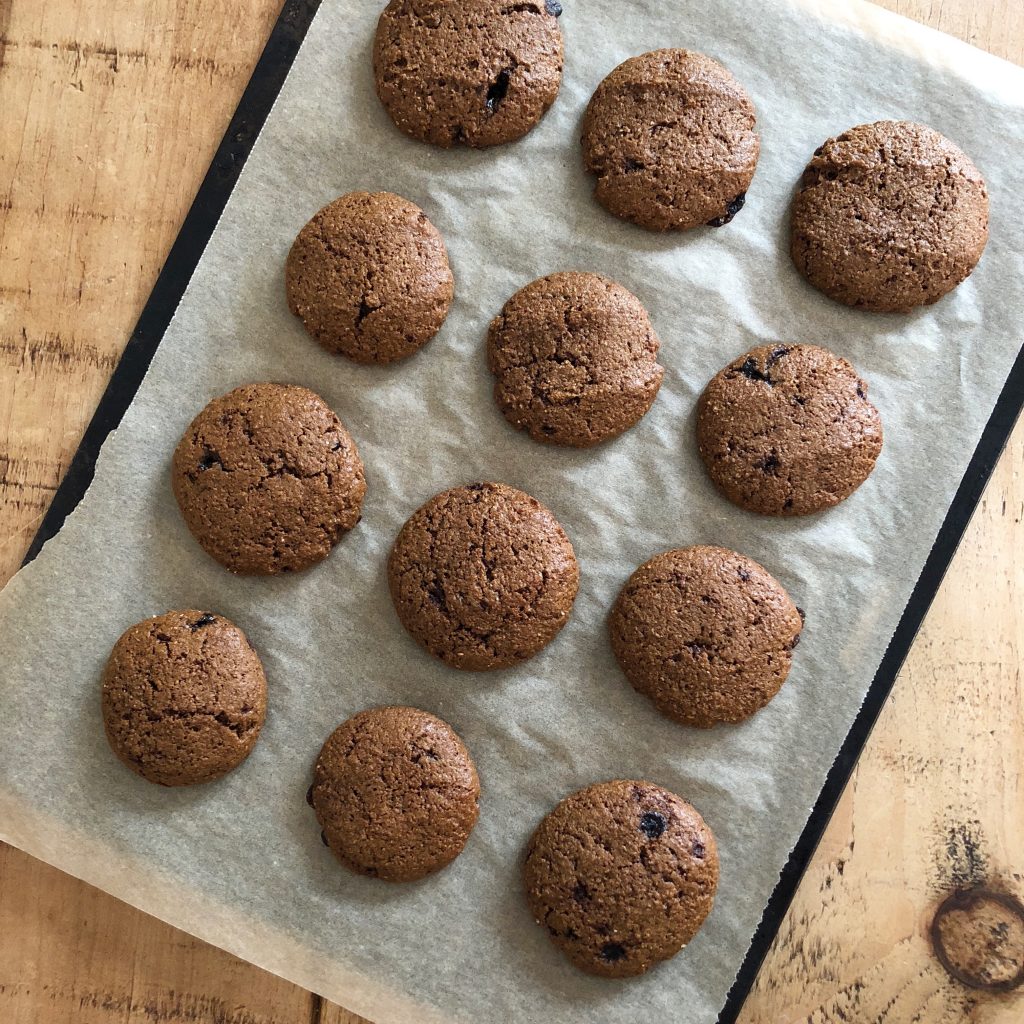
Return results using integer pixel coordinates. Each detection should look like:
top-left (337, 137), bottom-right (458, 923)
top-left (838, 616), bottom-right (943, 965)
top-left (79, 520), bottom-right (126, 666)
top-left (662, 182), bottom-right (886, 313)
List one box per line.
top-left (0, 0), bottom-right (1021, 1022)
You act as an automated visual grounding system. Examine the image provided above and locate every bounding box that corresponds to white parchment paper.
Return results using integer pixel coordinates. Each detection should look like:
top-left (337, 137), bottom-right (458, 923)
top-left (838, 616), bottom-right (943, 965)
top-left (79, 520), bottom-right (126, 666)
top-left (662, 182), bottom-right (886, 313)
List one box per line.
top-left (3, 1), bottom-right (1024, 1021)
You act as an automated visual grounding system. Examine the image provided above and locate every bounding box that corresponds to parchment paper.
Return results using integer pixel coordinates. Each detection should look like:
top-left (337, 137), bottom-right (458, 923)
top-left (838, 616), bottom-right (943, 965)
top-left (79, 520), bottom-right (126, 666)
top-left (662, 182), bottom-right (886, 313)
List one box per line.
top-left (2, 1), bottom-right (1024, 1021)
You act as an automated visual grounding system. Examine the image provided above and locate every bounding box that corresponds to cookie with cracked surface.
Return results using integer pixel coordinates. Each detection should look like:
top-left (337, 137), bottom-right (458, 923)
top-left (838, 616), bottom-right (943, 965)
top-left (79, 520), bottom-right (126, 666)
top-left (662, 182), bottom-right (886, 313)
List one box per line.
top-left (101, 610), bottom-right (267, 786)
top-left (697, 344), bottom-right (883, 516)
top-left (373, 0), bottom-right (564, 149)
top-left (610, 546), bottom-right (803, 728)
top-left (387, 482), bottom-right (579, 670)
top-left (791, 121), bottom-right (989, 312)
top-left (487, 271), bottom-right (664, 447)
top-left (286, 191), bottom-right (454, 364)
top-left (523, 779), bottom-right (719, 978)
top-left (172, 383), bottom-right (365, 575)
top-left (310, 706), bottom-right (480, 881)
top-left (581, 49), bottom-right (759, 231)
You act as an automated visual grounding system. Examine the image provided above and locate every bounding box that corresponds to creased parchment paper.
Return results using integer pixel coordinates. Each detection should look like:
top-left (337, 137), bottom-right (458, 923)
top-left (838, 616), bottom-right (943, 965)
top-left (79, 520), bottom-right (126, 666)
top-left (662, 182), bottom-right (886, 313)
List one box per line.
top-left (2, 1), bottom-right (1024, 1020)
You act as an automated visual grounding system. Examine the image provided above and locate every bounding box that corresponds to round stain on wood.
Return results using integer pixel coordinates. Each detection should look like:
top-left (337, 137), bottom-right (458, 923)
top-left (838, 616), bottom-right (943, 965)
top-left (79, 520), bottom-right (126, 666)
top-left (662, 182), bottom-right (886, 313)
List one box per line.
top-left (931, 888), bottom-right (1024, 991)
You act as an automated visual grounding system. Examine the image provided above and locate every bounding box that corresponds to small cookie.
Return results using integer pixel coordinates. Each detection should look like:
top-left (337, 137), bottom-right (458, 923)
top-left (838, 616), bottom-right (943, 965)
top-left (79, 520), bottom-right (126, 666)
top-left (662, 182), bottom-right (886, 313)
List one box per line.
top-left (387, 482), bottom-right (579, 670)
top-left (102, 611), bottom-right (267, 786)
top-left (172, 383), bottom-right (365, 575)
top-left (610, 546), bottom-right (803, 728)
top-left (791, 121), bottom-right (989, 312)
top-left (581, 49), bottom-right (759, 231)
top-left (286, 191), bottom-right (454, 364)
top-left (487, 272), bottom-right (665, 447)
top-left (310, 706), bottom-right (480, 881)
top-left (524, 780), bottom-right (719, 978)
top-left (697, 344), bottom-right (883, 516)
top-left (373, 0), bottom-right (564, 149)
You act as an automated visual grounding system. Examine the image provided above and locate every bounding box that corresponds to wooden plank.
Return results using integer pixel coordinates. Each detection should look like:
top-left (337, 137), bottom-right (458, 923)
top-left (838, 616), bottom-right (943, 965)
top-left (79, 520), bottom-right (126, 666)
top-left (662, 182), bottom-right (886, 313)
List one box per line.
top-left (0, 0), bottom-right (1021, 1022)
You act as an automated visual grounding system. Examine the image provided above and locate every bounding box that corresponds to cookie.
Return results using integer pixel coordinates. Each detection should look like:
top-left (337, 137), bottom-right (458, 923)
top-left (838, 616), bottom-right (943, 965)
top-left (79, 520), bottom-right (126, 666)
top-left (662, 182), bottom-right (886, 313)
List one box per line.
top-left (172, 383), bottom-right (365, 575)
top-left (487, 272), bottom-right (665, 447)
top-left (373, 0), bottom-right (564, 149)
top-left (697, 344), bottom-right (883, 516)
top-left (387, 482), bottom-right (579, 670)
top-left (609, 546), bottom-right (803, 728)
top-left (286, 191), bottom-right (454, 364)
top-left (309, 706), bottom-right (480, 882)
top-left (524, 779), bottom-right (719, 978)
top-left (101, 610), bottom-right (267, 786)
top-left (581, 49), bottom-right (759, 231)
top-left (790, 121), bottom-right (989, 312)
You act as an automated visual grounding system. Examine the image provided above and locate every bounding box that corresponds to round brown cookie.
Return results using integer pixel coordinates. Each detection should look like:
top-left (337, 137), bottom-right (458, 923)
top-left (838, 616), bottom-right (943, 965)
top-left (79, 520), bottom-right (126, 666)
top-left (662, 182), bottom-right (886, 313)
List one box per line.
top-left (172, 383), bottom-right (365, 575)
top-left (487, 272), bottom-right (665, 447)
top-left (581, 49), bottom-right (759, 231)
top-left (309, 706), bottom-right (480, 882)
top-left (286, 191), bottom-right (453, 364)
top-left (790, 121), bottom-right (989, 312)
top-left (373, 0), bottom-right (564, 149)
top-left (609, 546), bottom-right (803, 728)
top-left (387, 482), bottom-right (579, 670)
top-left (102, 610), bottom-right (267, 786)
top-left (523, 779), bottom-right (719, 978)
top-left (696, 344), bottom-right (883, 516)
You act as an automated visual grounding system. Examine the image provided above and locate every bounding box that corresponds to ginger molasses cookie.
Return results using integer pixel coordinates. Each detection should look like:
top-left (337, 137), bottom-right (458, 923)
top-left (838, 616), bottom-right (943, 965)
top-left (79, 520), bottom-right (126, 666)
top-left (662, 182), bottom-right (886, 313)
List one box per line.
top-left (697, 343), bottom-right (883, 516)
top-left (487, 271), bottom-right (664, 447)
top-left (102, 610), bottom-right (267, 786)
top-left (791, 120), bottom-right (989, 312)
top-left (387, 482), bottom-right (579, 670)
top-left (524, 779), bottom-right (719, 978)
top-left (309, 706), bottom-right (480, 882)
top-left (172, 383), bottom-right (365, 575)
top-left (581, 49), bottom-right (759, 231)
top-left (373, 0), bottom-right (564, 149)
top-left (286, 191), bottom-right (453, 364)
top-left (610, 546), bottom-right (803, 728)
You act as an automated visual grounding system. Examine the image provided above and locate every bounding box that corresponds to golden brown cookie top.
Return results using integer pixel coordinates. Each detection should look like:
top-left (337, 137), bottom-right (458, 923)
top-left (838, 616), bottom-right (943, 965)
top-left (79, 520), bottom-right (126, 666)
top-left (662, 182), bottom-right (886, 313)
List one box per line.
top-left (524, 779), bottom-right (719, 978)
top-left (286, 191), bottom-right (453, 364)
top-left (609, 546), bottom-right (803, 728)
top-left (101, 610), bottom-right (267, 786)
top-left (581, 49), bottom-right (759, 231)
top-left (790, 120), bottom-right (989, 312)
top-left (310, 706), bottom-right (480, 882)
top-left (373, 0), bottom-right (564, 149)
top-left (487, 271), bottom-right (664, 447)
top-left (172, 383), bottom-right (365, 575)
top-left (697, 343), bottom-right (883, 516)
top-left (387, 482), bottom-right (579, 671)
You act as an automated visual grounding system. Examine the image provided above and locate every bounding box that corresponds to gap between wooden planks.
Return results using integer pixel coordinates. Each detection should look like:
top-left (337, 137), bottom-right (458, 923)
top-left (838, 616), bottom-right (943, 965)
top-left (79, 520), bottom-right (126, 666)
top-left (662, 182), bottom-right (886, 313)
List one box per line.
top-left (0, 0), bottom-right (1022, 1021)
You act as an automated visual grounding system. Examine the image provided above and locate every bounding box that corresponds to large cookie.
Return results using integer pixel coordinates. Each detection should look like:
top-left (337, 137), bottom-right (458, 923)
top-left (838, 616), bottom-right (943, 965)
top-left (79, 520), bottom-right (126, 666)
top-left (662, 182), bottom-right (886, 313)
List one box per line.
top-left (524, 779), bottom-right (719, 978)
top-left (487, 271), bottom-right (664, 447)
top-left (697, 343), bottom-right (883, 515)
top-left (581, 49), bottom-right (759, 231)
top-left (172, 383), bottom-right (365, 575)
top-left (609, 546), bottom-right (803, 728)
top-left (310, 706), bottom-right (480, 882)
top-left (286, 191), bottom-right (453, 364)
top-left (790, 120), bottom-right (989, 312)
top-left (373, 0), bottom-right (564, 148)
top-left (387, 482), bottom-right (579, 670)
top-left (102, 610), bottom-right (267, 786)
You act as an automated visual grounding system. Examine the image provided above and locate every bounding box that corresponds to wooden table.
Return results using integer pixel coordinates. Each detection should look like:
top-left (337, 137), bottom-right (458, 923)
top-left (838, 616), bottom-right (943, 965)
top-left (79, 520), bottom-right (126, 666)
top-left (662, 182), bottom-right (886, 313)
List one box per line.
top-left (1, 1), bottom-right (1022, 1020)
